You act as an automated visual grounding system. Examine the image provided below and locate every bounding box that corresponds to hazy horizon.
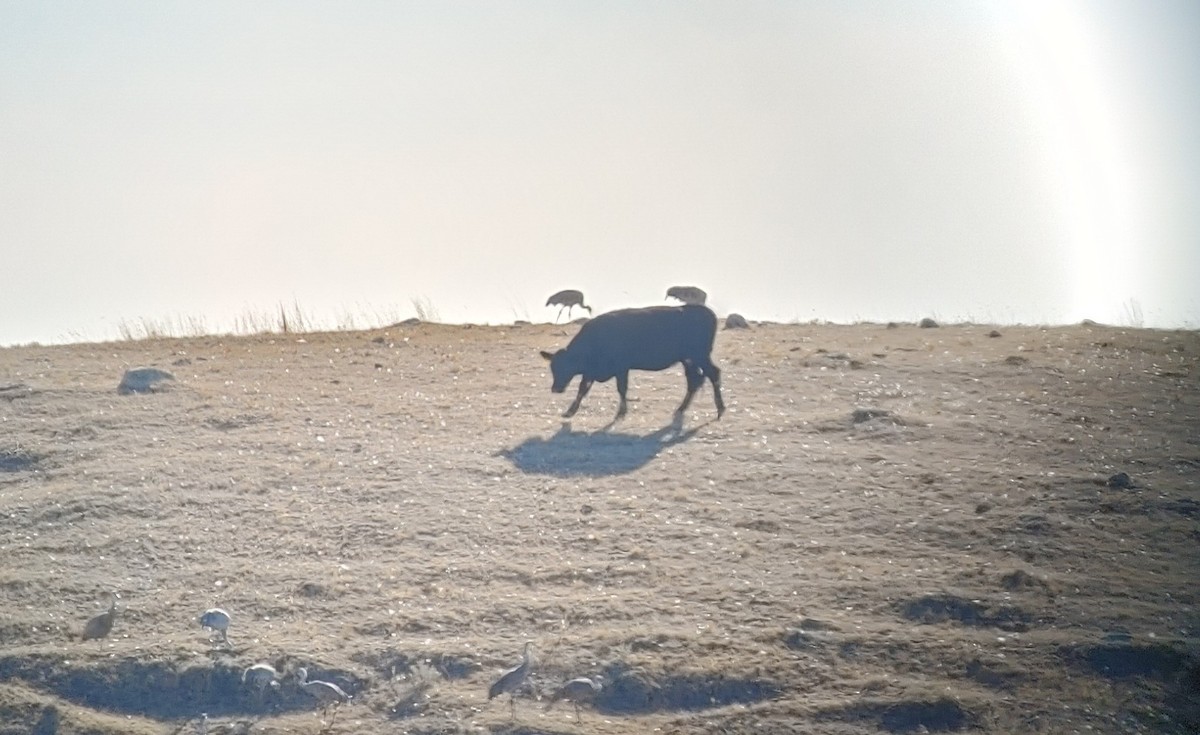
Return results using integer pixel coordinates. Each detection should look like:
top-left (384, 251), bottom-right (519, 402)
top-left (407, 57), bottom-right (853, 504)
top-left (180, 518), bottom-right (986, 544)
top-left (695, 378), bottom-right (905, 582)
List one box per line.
top-left (3, 1), bottom-right (1198, 346)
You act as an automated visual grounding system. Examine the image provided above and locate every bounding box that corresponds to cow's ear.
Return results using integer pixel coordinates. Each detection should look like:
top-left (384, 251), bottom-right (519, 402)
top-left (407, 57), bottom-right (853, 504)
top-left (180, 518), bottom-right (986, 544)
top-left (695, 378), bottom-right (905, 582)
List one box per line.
top-left (539, 350), bottom-right (556, 362)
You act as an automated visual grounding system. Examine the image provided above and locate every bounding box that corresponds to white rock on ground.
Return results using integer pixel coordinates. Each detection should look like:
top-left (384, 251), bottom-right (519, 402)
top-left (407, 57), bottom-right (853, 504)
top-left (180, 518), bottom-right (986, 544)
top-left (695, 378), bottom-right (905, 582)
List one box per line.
top-left (117, 367), bottom-right (175, 395)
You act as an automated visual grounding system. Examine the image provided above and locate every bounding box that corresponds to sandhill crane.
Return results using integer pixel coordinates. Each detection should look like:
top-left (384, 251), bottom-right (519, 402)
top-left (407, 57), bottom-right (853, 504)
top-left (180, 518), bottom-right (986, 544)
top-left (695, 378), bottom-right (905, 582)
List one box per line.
top-left (81, 595), bottom-right (118, 641)
top-left (666, 285), bottom-right (707, 305)
top-left (545, 675), bottom-right (603, 721)
top-left (242, 663), bottom-right (281, 701)
top-left (296, 667), bottom-right (350, 722)
top-left (199, 608), bottom-right (231, 646)
top-left (545, 290), bottom-right (591, 323)
top-left (488, 641), bottom-right (534, 718)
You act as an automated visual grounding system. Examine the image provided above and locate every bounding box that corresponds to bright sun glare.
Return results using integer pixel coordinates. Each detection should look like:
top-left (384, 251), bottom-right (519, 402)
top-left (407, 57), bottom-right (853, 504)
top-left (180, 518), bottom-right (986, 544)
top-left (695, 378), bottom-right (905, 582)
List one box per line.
top-left (1008, 2), bottom-right (1141, 323)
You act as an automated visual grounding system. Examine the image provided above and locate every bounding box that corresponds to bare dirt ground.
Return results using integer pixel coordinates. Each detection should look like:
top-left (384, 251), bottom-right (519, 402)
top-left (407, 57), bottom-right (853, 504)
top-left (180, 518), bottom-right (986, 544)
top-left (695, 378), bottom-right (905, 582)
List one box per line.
top-left (1, 320), bottom-right (1197, 735)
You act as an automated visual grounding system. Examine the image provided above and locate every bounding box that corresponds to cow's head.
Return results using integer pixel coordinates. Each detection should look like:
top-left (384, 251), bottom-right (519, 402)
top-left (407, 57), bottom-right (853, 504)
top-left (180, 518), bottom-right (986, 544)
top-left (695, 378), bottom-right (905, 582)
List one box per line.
top-left (540, 349), bottom-right (573, 393)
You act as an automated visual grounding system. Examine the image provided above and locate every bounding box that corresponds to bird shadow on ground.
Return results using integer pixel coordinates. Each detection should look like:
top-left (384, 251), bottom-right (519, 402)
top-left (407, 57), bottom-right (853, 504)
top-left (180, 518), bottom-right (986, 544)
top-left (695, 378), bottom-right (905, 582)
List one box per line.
top-left (498, 421), bottom-right (703, 477)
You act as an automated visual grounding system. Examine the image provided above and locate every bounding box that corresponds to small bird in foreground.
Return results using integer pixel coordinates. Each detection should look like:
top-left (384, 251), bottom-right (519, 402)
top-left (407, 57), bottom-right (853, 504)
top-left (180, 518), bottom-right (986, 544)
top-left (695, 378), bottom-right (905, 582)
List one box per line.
top-left (488, 641), bottom-right (534, 718)
top-left (198, 608), bottom-right (231, 646)
top-left (545, 675), bottom-right (603, 721)
top-left (81, 594), bottom-right (118, 641)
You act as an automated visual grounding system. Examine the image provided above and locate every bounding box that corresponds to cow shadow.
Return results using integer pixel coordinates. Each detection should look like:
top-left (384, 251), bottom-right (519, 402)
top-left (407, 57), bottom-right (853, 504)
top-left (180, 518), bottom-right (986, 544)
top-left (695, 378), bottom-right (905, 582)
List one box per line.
top-left (499, 421), bottom-right (703, 477)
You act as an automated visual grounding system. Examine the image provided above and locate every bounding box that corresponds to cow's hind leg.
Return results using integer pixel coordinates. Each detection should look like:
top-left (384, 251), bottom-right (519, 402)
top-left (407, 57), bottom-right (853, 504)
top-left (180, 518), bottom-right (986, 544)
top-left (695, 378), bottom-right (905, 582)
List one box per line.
top-left (702, 360), bottom-right (725, 418)
top-left (614, 372), bottom-right (630, 420)
top-left (675, 362), bottom-right (705, 419)
top-left (563, 378), bottom-right (593, 418)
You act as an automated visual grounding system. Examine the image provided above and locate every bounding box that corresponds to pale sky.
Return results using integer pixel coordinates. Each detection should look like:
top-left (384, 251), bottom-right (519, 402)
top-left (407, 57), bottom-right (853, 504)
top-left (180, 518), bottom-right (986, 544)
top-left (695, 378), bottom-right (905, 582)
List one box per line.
top-left (2, 1), bottom-right (1197, 345)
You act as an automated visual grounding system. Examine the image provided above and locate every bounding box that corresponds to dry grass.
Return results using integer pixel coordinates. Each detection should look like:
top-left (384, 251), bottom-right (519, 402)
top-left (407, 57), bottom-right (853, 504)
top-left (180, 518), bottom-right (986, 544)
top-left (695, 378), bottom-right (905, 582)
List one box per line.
top-left (0, 321), bottom-right (1197, 734)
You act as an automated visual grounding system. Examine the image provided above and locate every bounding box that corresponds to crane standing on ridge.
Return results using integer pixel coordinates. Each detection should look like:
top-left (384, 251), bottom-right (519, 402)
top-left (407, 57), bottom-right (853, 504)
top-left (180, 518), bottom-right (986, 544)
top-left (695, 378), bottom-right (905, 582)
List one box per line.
top-left (546, 290), bottom-right (592, 323)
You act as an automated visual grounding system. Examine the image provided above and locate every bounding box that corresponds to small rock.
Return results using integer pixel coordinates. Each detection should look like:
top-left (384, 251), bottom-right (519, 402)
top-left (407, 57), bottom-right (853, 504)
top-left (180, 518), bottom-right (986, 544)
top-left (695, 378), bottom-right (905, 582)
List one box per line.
top-left (919, 317), bottom-right (939, 328)
top-left (724, 313), bottom-right (750, 329)
top-left (851, 408), bottom-right (891, 424)
top-left (117, 368), bottom-right (175, 395)
top-left (987, 330), bottom-right (1002, 338)
top-left (1004, 355), bottom-right (1028, 366)
top-left (1107, 472), bottom-right (1133, 489)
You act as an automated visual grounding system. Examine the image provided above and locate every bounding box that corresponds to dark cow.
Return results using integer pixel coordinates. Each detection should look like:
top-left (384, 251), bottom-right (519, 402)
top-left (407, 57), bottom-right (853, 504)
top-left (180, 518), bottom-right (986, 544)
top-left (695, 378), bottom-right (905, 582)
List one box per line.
top-left (539, 304), bottom-right (726, 422)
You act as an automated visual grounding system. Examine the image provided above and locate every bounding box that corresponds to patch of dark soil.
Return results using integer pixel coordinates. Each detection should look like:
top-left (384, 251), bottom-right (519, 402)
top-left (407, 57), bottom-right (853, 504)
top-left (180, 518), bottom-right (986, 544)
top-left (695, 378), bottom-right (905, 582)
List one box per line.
top-left (1158, 497), bottom-right (1200, 517)
top-left (31, 705), bottom-right (59, 735)
top-left (851, 408), bottom-right (900, 425)
top-left (1165, 660), bottom-right (1200, 731)
top-left (0, 384), bottom-right (34, 401)
top-left (999, 569), bottom-right (1053, 594)
top-left (1013, 513), bottom-right (1055, 535)
top-left (900, 594), bottom-right (1032, 631)
top-left (734, 518), bottom-right (781, 533)
top-left (353, 648), bottom-right (478, 681)
top-left (596, 668), bottom-right (778, 714)
top-left (0, 450), bottom-right (39, 472)
top-left (1064, 642), bottom-right (1191, 680)
top-left (295, 581), bottom-right (329, 598)
top-left (205, 414), bottom-right (268, 431)
top-left (0, 655), bottom-right (364, 720)
top-left (0, 700), bottom-right (47, 735)
top-left (819, 697), bottom-right (980, 732)
top-left (965, 658), bottom-right (1023, 690)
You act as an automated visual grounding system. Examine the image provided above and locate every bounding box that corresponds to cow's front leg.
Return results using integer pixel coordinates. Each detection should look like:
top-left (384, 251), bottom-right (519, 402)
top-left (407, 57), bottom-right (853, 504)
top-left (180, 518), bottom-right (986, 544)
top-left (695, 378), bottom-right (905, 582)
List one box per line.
top-left (614, 372), bottom-right (630, 420)
top-left (563, 378), bottom-right (592, 418)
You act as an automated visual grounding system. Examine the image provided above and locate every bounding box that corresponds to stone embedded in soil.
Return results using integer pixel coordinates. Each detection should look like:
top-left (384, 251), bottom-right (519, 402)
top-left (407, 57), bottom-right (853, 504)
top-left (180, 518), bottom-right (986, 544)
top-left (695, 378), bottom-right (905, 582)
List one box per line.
top-left (1106, 472), bottom-right (1133, 489)
top-left (116, 367), bottom-right (175, 395)
top-left (724, 313), bottom-right (750, 329)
